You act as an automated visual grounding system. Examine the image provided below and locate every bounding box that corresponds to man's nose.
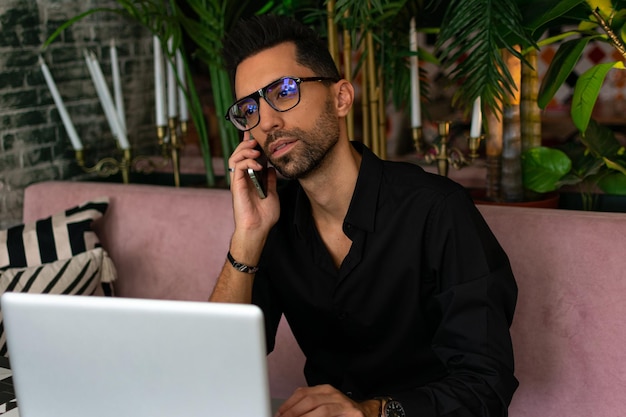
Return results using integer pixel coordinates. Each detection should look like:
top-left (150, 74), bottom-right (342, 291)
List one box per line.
top-left (257, 97), bottom-right (283, 133)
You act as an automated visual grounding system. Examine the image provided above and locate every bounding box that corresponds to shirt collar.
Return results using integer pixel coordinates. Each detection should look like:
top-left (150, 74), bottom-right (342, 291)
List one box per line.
top-left (344, 141), bottom-right (381, 233)
top-left (293, 141), bottom-right (382, 236)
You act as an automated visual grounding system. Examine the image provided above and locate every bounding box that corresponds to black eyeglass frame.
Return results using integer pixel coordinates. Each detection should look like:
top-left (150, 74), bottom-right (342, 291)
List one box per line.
top-left (224, 76), bottom-right (339, 131)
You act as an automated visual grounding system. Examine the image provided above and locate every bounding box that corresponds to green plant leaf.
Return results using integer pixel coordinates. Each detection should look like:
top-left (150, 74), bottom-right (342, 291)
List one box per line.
top-left (522, 146), bottom-right (572, 193)
top-left (571, 61), bottom-right (626, 132)
top-left (569, 149), bottom-right (604, 179)
top-left (597, 172), bottom-right (626, 194)
top-left (580, 119), bottom-right (623, 158)
top-left (519, 0), bottom-right (587, 33)
top-left (610, 9), bottom-right (626, 33)
top-left (586, 0), bottom-right (613, 17)
top-left (435, 0), bottom-right (535, 112)
top-left (537, 37), bottom-right (594, 109)
top-left (42, 7), bottom-right (120, 49)
top-left (556, 172), bottom-right (585, 186)
top-left (603, 157), bottom-right (626, 175)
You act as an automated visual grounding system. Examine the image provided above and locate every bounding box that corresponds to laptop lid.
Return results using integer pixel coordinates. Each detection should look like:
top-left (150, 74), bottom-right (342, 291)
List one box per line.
top-left (1, 292), bottom-right (272, 417)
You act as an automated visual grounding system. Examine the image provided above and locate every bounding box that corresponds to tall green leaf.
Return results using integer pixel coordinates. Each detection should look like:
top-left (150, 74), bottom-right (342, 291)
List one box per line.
top-left (518, 0), bottom-right (587, 34)
top-left (571, 60), bottom-right (625, 132)
top-left (537, 37), bottom-right (594, 109)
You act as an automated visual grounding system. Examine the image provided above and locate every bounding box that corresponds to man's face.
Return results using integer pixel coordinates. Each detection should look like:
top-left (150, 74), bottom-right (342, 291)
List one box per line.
top-left (234, 43), bottom-right (340, 179)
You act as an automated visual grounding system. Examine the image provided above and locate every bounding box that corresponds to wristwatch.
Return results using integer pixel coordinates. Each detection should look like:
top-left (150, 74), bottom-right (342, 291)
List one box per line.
top-left (379, 397), bottom-right (406, 417)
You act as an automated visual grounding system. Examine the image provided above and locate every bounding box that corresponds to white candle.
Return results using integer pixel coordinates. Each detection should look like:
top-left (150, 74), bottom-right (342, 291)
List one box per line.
top-left (409, 17), bottom-right (421, 128)
top-left (470, 97), bottom-right (482, 138)
top-left (84, 50), bottom-right (130, 149)
top-left (153, 36), bottom-right (167, 126)
top-left (176, 49), bottom-right (188, 122)
top-left (110, 38), bottom-right (126, 134)
top-left (166, 37), bottom-right (178, 119)
top-left (39, 56), bottom-right (83, 150)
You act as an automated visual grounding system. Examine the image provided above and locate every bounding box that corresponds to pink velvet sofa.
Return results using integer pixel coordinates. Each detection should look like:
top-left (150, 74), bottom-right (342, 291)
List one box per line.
top-left (23, 180), bottom-right (626, 415)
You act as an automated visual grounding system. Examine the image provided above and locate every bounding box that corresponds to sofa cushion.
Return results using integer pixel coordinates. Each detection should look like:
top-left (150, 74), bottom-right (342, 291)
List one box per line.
top-left (0, 198), bottom-right (117, 356)
top-left (0, 198), bottom-right (109, 269)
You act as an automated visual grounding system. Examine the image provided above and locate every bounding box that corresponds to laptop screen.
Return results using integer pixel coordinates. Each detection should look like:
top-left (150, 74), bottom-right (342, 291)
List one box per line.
top-left (1, 292), bottom-right (272, 417)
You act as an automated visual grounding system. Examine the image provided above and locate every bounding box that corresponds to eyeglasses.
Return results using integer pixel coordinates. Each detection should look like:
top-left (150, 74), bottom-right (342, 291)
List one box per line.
top-left (225, 76), bottom-right (338, 131)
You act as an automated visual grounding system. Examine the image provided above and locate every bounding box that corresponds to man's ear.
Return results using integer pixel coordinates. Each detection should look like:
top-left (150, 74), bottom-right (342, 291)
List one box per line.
top-left (334, 80), bottom-right (354, 117)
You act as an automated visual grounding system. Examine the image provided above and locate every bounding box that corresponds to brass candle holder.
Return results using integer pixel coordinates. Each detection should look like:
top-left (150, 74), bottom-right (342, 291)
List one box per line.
top-left (75, 147), bottom-right (163, 184)
top-left (167, 117), bottom-right (184, 187)
top-left (75, 126), bottom-right (183, 183)
top-left (467, 134), bottom-right (484, 160)
top-left (179, 119), bottom-right (188, 139)
top-left (75, 121), bottom-right (186, 185)
top-left (157, 125), bottom-right (168, 158)
top-left (75, 148), bottom-right (132, 183)
top-left (412, 126), bottom-right (424, 154)
top-left (421, 121), bottom-right (484, 177)
top-left (155, 118), bottom-right (186, 187)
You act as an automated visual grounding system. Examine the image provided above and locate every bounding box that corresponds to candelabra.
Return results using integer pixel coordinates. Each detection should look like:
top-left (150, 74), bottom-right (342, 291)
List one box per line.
top-left (156, 117), bottom-right (186, 188)
top-left (73, 116), bottom-right (186, 185)
top-left (75, 146), bottom-right (165, 184)
top-left (419, 121), bottom-right (484, 177)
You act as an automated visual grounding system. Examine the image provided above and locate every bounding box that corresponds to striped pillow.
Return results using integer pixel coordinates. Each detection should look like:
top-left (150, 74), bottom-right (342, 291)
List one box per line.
top-left (0, 247), bottom-right (117, 356)
top-left (0, 198), bottom-right (116, 356)
top-left (0, 198), bottom-right (108, 270)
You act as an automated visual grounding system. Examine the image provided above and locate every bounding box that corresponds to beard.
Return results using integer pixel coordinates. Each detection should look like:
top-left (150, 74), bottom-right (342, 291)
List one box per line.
top-left (265, 97), bottom-right (340, 180)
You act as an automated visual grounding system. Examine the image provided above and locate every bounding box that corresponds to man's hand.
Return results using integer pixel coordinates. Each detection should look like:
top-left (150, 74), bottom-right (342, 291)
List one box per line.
top-left (227, 132), bottom-right (280, 267)
top-left (209, 132), bottom-right (280, 304)
top-left (228, 132), bottom-right (280, 244)
top-left (276, 385), bottom-right (380, 417)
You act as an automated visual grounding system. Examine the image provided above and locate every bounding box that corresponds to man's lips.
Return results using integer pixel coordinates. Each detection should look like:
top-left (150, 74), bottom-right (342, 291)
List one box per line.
top-left (269, 139), bottom-right (297, 157)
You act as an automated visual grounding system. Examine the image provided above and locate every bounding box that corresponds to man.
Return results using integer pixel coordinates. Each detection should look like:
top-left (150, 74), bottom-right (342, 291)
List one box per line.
top-left (210, 14), bottom-right (518, 417)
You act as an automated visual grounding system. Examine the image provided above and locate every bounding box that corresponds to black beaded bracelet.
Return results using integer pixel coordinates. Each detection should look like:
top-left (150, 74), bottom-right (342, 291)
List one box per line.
top-left (227, 251), bottom-right (259, 274)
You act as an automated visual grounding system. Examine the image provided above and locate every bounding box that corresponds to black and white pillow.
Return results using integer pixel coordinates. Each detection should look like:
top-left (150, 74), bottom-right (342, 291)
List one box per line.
top-left (0, 198), bottom-right (117, 356)
top-left (0, 198), bottom-right (108, 270)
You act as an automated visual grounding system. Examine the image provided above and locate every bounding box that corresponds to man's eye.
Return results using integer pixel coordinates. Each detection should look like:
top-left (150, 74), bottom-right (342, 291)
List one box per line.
top-left (275, 85), bottom-right (297, 100)
top-left (241, 102), bottom-right (258, 116)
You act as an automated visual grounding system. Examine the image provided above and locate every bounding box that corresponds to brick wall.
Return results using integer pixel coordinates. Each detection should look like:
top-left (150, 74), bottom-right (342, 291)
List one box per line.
top-left (0, 0), bottom-right (156, 228)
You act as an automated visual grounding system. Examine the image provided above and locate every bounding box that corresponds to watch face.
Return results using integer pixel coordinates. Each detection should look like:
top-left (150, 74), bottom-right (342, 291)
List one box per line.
top-left (385, 400), bottom-right (406, 417)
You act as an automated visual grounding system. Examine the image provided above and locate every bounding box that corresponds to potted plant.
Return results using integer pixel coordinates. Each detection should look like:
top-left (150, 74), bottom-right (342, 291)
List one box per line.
top-left (433, 0), bottom-right (626, 210)
top-left (523, 120), bottom-right (626, 208)
top-left (522, 0), bottom-right (626, 209)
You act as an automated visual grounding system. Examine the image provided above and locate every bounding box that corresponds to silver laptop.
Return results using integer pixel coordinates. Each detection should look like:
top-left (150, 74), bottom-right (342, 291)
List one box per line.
top-left (1, 292), bottom-right (273, 417)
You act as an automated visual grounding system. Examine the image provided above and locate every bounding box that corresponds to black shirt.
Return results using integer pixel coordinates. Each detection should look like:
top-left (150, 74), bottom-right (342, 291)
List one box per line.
top-left (253, 142), bottom-right (518, 417)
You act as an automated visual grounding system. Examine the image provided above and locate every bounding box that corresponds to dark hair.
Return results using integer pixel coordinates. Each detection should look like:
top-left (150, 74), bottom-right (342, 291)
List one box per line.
top-left (222, 14), bottom-right (340, 87)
